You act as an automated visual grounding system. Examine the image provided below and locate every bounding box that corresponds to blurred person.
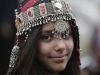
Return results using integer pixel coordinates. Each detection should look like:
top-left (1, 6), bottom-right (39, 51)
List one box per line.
top-left (81, 68), bottom-right (91, 75)
top-left (81, 26), bottom-right (100, 75)
top-left (90, 26), bottom-right (100, 75)
top-left (91, 26), bottom-right (100, 60)
top-left (6, 0), bottom-right (81, 75)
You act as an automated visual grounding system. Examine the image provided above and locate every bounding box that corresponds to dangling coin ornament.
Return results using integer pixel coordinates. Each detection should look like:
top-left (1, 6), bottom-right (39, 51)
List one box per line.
top-left (52, 20), bottom-right (70, 39)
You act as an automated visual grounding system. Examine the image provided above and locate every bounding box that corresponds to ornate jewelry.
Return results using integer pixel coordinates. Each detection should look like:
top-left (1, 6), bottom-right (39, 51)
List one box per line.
top-left (52, 20), bottom-right (70, 39)
top-left (7, 45), bottom-right (20, 75)
top-left (9, 45), bottom-right (20, 68)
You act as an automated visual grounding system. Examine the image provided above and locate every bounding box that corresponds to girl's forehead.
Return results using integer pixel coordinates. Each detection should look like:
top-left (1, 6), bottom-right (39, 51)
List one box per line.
top-left (42, 21), bottom-right (71, 32)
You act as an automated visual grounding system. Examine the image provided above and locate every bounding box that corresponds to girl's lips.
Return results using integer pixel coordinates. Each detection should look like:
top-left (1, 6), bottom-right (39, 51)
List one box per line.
top-left (49, 54), bottom-right (68, 58)
top-left (49, 54), bottom-right (68, 63)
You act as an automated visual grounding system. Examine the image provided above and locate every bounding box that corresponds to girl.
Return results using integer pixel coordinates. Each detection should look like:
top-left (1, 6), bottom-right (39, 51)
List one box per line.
top-left (7, 0), bottom-right (80, 75)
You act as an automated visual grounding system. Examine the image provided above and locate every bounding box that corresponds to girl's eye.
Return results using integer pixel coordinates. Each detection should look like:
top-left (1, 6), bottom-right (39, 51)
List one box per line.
top-left (40, 35), bottom-right (53, 42)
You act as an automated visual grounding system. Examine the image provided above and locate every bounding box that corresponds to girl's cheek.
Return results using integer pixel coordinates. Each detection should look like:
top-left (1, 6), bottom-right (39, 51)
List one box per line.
top-left (38, 41), bottom-right (53, 54)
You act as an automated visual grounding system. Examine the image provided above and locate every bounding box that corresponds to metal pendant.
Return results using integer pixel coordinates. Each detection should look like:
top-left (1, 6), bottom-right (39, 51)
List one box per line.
top-left (52, 20), bottom-right (70, 39)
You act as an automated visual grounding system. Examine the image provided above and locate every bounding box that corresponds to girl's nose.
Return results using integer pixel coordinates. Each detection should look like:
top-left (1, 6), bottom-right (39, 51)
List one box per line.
top-left (54, 39), bottom-right (66, 52)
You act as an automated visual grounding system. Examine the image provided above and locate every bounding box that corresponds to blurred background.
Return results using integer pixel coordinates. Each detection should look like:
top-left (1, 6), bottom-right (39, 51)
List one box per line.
top-left (66, 0), bottom-right (100, 75)
top-left (0, 0), bottom-right (17, 75)
top-left (0, 0), bottom-right (100, 75)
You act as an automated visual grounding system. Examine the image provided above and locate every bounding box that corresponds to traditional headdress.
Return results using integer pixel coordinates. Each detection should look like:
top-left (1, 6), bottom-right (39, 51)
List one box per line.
top-left (7, 0), bottom-right (80, 74)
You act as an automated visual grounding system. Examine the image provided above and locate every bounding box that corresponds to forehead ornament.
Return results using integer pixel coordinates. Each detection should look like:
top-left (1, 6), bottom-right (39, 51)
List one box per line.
top-left (52, 20), bottom-right (70, 39)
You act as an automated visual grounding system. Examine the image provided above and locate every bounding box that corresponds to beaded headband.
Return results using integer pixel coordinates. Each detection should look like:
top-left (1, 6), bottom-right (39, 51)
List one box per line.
top-left (7, 0), bottom-right (76, 74)
top-left (15, 0), bottom-right (74, 36)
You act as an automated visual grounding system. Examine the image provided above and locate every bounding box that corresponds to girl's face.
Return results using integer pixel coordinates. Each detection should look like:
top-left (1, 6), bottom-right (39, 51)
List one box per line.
top-left (37, 21), bottom-right (74, 72)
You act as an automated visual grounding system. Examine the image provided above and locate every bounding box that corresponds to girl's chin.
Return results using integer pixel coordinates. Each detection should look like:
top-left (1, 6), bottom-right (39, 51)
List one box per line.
top-left (48, 64), bottom-right (67, 72)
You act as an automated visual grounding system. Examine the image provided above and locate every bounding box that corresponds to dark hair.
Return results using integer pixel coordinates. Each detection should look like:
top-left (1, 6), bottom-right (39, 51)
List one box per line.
top-left (8, 18), bottom-right (80, 75)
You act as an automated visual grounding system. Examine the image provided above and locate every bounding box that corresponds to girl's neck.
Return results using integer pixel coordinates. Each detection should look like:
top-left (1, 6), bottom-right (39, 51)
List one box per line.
top-left (44, 71), bottom-right (59, 75)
